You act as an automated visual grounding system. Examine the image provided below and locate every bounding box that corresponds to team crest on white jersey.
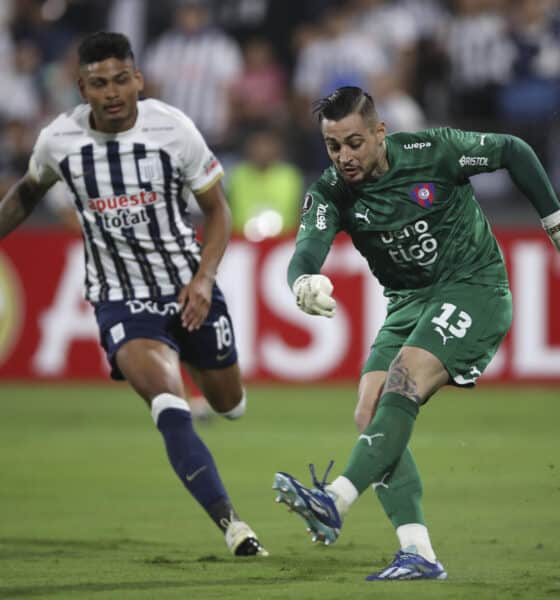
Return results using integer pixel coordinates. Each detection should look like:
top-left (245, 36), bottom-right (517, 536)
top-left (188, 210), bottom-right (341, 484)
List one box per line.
top-left (138, 157), bottom-right (163, 181)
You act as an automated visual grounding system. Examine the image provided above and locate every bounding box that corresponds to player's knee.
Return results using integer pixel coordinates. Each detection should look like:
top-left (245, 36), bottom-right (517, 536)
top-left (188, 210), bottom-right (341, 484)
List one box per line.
top-left (220, 390), bottom-right (247, 420)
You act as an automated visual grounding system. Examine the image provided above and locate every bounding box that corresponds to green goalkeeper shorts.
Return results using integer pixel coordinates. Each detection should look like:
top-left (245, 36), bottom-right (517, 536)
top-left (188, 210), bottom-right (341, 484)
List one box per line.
top-left (362, 281), bottom-right (513, 386)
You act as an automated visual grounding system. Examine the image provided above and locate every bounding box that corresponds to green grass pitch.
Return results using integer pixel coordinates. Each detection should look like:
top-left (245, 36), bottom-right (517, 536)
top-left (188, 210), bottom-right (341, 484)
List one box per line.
top-left (0, 383), bottom-right (559, 599)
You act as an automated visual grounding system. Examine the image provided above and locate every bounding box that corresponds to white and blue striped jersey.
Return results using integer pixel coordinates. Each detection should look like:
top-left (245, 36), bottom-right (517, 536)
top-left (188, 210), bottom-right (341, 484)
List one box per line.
top-left (29, 98), bottom-right (224, 302)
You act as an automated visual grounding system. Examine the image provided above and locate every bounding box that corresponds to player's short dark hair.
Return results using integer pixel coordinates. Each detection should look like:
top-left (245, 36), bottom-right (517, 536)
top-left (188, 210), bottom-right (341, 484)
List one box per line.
top-left (78, 31), bottom-right (135, 66)
top-left (313, 86), bottom-right (378, 125)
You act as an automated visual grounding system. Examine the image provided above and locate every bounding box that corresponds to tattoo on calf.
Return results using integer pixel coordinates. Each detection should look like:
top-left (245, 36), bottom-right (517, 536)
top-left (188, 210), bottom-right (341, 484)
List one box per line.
top-left (384, 354), bottom-right (422, 404)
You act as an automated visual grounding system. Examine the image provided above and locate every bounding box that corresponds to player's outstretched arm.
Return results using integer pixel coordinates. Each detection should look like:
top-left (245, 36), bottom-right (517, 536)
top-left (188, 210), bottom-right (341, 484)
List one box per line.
top-left (179, 181), bottom-right (231, 331)
top-left (500, 136), bottom-right (560, 251)
top-left (0, 173), bottom-right (50, 240)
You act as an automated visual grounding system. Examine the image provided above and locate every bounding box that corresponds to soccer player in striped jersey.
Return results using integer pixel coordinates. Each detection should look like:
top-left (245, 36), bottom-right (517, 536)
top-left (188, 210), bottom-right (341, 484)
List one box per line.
top-left (0, 31), bottom-right (267, 557)
top-left (272, 86), bottom-right (560, 580)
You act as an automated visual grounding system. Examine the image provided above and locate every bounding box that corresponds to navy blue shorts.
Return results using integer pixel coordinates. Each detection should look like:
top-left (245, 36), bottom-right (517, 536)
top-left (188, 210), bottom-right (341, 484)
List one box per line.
top-left (93, 284), bottom-right (238, 380)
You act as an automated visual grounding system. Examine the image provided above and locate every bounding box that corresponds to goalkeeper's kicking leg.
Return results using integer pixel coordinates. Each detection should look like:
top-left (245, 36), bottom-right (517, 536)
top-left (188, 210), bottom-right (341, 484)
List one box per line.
top-left (354, 370), bottom-right (442, 577)
top-left (273, 346), bottom-right (448, 580)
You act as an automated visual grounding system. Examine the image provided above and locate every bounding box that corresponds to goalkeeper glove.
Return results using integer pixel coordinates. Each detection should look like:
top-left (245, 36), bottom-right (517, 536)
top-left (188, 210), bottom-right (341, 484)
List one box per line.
top-left (542, 209), bottom-right (560, 252)
top-left (292, 274), bottom-right (336, 317)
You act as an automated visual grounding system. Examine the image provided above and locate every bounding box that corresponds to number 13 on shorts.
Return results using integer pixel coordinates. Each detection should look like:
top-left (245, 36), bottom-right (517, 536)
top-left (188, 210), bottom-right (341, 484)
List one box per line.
top-left (431, 302), bottom-right (473, 345)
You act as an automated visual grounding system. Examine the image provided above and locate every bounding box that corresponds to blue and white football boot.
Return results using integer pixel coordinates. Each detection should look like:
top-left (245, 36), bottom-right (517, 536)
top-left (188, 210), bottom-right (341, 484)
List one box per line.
top-left (366, 550), bottom-right (448, 581)
top-left (272, 461), bottom-right (341, 545)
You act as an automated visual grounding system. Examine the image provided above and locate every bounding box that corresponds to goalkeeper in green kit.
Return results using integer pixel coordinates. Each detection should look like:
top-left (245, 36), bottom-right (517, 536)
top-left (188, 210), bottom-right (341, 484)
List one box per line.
top-left (272, 86), bottom-right (560, 581)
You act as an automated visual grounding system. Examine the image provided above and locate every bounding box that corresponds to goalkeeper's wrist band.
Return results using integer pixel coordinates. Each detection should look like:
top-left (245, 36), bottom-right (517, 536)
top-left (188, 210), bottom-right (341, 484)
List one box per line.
top-left (541, 209), bottom-right (560, 249)
top-left (292, 274), bottom-right (308, 294)
top-left (541, 209), bottom-right (560, 233)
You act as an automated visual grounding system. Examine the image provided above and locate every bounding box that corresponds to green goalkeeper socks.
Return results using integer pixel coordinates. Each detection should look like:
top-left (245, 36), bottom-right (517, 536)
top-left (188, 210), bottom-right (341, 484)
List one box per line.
top-left (376, 446), bottom-right (425, 528)
top-left (342, 392), bottom-right (419, 495)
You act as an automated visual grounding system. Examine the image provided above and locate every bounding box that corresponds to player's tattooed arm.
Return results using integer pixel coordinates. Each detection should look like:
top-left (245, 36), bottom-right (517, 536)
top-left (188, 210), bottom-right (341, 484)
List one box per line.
top-left (384, 354), bottom-right (422, 404)
top-left (0, 173), bottom-right (50, 239)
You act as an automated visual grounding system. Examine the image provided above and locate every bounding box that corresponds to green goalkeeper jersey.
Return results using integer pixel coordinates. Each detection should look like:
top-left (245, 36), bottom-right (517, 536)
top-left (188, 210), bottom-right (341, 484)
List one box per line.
top-left (297, 127), bottom-right (513, 291)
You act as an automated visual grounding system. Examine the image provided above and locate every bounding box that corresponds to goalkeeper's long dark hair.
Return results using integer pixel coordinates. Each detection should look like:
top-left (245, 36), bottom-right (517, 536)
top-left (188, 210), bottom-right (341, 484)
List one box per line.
top-left (312, 86), bottom-right (378, 126)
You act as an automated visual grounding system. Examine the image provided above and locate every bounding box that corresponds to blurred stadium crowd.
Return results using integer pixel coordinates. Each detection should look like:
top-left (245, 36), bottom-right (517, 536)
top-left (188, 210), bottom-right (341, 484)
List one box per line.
top-left (2, 0), bottom-right (560, 230)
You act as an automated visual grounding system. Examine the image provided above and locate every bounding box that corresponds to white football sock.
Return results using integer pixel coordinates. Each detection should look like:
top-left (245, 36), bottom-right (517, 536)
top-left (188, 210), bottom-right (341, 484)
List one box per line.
top-left (396, 523), bottom-right (437, 563)
top-left (150, 393), bottom-right (190, 425)
top-left (220, 393), bottom-right (247, 420)
top-left (326, 476), bottom-right (359, 517)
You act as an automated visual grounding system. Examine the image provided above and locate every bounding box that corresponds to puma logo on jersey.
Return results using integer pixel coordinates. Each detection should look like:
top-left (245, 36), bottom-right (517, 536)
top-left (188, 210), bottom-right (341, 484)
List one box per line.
top-left (355, 208), bottom-right (371, 224)
top-left (359, 433), bottom-right (385, 446)
top-left (435, 326), bottom-right (454, 345)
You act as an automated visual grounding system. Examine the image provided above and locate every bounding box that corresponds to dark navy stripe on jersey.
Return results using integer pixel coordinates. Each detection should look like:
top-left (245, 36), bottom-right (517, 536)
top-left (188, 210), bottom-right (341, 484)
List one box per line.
top-left (59, 156), bottom-right (108, 301)
top-left (106, 141), bottom-right (126, 195)
top-left (160, 149), bottom-right (199, 276)
top-left (81, 144), bottom-right (134, 298)
top-left (107, 141), bottom-right (160, 297)
top-left (133, 143), bottom-right (181, 290)
top-left (159, 149), bottom-right (197, 280)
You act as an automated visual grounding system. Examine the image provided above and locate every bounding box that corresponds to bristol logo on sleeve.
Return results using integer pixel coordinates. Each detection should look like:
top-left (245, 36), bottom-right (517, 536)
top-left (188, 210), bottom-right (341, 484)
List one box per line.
top-left (409, 183), bottom-right (435, 208)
